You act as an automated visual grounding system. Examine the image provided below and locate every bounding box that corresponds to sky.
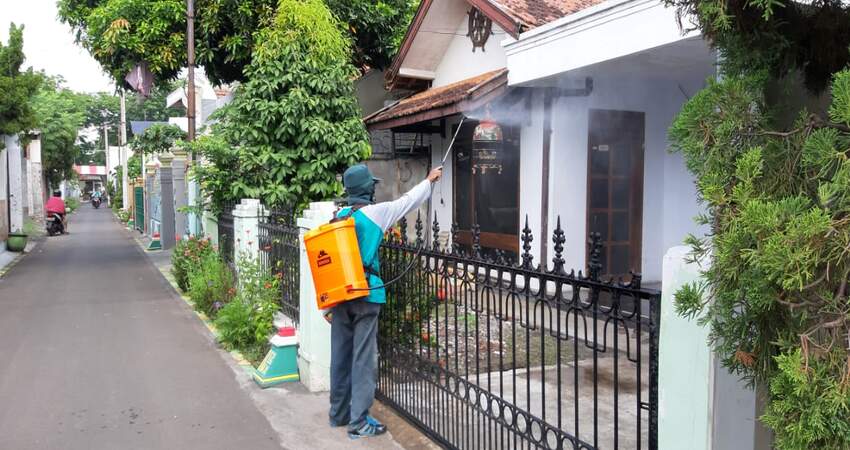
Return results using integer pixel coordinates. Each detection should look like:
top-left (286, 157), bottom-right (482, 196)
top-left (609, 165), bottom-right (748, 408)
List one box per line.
top-left (1, 0), bottom-right (115, 93)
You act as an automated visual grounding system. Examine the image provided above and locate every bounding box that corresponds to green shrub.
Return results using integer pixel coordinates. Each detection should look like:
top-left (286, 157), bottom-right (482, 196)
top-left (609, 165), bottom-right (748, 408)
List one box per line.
top-left (761, 349), bottom-right (850, 450)
top-left (190, 0), bottom-right (370, 212)
top-left (171, 236), bottom-right (215, 292)
top-left (214, 298), bottom-right (254, 349)
top-left (187, 251), bottom-right (236, 318)
top-left (114, 208), bottom-right (130, 223)
top-left (670, 72), bottom-right (850, 449)
top-left (213, 256), bottom-right (280, 365)
top-left (66, 197), bottom-right (80, 212)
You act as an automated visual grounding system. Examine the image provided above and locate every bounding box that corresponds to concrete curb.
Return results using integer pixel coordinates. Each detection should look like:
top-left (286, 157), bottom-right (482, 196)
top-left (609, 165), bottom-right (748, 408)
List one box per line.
top-left (0, 239), bottom-right (42, 279)
top-left (0, 250), bottom-right (27, 278)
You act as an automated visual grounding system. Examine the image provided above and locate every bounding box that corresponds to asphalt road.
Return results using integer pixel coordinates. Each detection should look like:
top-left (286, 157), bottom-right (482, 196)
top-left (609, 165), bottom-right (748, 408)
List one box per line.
top-left (0, 206), bottom-right (283, 450)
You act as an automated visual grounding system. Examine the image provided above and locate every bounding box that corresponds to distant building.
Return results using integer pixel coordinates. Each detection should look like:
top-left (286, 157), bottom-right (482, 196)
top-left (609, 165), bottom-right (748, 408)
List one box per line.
top-left (165, 71), bottom-right (233, 133)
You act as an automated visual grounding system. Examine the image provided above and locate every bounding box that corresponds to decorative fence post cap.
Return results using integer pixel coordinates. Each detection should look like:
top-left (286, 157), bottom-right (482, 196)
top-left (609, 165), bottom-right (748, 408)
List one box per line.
top-left (158, 151), bottom-right (174, 164)
top-left (172, 146), bottom-right (188, 159)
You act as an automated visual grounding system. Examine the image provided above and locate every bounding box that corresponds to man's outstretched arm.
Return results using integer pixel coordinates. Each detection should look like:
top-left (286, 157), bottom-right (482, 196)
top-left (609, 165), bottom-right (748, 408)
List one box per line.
top-left (362, 167), bottom-right (443, 233)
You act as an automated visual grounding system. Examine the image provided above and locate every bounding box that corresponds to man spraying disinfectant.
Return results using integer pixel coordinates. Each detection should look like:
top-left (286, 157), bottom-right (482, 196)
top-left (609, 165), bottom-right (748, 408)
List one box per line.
top-left (326, 163), bottom-right (442, 439)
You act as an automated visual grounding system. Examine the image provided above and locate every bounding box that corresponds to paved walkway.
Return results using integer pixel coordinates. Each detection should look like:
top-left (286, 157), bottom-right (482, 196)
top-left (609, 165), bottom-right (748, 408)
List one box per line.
top-left (0, 207), bottom-right (282, 450)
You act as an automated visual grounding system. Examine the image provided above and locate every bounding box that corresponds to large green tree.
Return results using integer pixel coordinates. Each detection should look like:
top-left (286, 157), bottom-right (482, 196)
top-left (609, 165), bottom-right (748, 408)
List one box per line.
top-left (57, 0), bottom-right (417, 86)
top-left (32, 77), bottom-right (90, 187)
top-left (78, 80), bottom-right (181, 165)
top-left (0, 24), bottom-right (41, 136)
top-left (325, 0), bottom-right (417, 71)
top-left (191, 0), bottom-right (370, 212)
top-left (131, 123), bottom-right (185, 156)
top-left (666, 0), bottom-right (850, 448)
top-left (666, 0), bottom-right (850, 92)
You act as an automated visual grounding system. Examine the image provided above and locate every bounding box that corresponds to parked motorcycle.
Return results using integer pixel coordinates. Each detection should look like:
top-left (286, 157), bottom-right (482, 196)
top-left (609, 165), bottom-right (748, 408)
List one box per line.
top-left (92, 196), bottom-right (102, 209)
top-left (46, 213), bottom-right (65, 236)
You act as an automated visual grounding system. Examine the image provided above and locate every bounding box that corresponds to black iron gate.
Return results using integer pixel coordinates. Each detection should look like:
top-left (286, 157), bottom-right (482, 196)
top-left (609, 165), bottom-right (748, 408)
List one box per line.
top-left (217, 201), bottom-right (236, 267)
top-left (259, 207), bottom-right (301, 324)
top-left (377, 214), bottom-right (660, 450)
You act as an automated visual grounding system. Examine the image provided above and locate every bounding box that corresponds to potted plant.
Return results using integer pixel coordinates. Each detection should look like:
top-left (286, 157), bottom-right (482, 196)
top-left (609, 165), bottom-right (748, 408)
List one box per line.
top-left (7, 229), bottom-right (28, 252)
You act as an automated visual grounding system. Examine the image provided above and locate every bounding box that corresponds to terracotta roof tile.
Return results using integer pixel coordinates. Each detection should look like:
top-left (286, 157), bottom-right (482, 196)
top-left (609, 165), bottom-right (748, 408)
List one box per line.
top-left (367, 69), bottom-right (507, 125)
top-left (490, 0), bottom-right (606, 28)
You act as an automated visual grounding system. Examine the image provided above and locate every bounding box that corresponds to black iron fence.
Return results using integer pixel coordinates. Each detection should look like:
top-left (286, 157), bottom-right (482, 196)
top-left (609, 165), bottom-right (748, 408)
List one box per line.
top-left (377, 214), bottom-right (660, 450)
top-left (259, 207), bottom-right (301, 324)
top-left (218, 201), bottom-right (236, 267)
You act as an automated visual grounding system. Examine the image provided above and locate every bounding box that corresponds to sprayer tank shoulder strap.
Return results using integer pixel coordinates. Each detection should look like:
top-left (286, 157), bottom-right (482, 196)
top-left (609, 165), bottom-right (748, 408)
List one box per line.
top-left (331, 205), bottom-right (381, 278)
top-left (329, 204), bottom-right (365, 224)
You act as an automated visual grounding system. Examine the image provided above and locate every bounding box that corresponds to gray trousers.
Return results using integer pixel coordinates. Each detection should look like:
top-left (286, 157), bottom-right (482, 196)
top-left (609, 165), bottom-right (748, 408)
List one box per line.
top-left (329, 299), bottom-right (381, 429)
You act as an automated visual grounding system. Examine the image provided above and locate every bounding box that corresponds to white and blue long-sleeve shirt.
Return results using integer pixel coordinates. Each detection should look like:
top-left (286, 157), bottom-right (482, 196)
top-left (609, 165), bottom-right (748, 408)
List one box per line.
top-left (336, 179), bottom-right (433, 304)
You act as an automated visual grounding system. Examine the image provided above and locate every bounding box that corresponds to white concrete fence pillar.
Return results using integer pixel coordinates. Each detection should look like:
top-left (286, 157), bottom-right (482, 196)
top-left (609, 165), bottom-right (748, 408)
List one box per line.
top-left (188, 177), bottom-right (200, 236)
top-left (659, 246), bottom-right (770, 450)
top-left (24, 152), bottom-right (31, 218)
top-left (29, 134), bottom-right (44, 220)
top-left (158, 152), bottom-right (175, 250)
top-left (171, 148), bottom-right (188, 240)
top-left (144, 160), bottom-right (156, 235)
top-left (5, 135), bottom-right (24, 233)
top-left (233, 199), bottom-right (263, 265)
top-left (0, 136), bottom-right (9, 245)
top-left (296, 201), bottom-right (336, 392)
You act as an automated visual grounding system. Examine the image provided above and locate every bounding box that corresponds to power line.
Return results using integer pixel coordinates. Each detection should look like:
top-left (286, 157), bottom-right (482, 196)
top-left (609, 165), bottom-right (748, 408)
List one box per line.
top-left (417, 29), bottom-right (508, 36)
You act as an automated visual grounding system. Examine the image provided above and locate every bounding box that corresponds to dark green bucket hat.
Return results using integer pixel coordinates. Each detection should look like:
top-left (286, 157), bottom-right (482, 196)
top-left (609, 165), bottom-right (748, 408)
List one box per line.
top-left (343, 164), bottom-right (381, 205)
top-left (343, 164), bottom-right (381, 189)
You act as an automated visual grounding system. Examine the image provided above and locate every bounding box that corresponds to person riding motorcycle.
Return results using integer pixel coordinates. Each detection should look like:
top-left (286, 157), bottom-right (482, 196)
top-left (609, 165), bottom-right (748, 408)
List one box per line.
top-left (45, 191), bottom-right (68, 234)
top-left (91, 189), bottom-right (103, 208)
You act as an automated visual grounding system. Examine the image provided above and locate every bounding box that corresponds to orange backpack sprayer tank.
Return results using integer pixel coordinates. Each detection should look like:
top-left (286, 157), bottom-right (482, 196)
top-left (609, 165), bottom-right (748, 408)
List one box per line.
top-left (303, 218), bottom-right (370, 310)
top-left (304, 112), bottom-right (484, 310)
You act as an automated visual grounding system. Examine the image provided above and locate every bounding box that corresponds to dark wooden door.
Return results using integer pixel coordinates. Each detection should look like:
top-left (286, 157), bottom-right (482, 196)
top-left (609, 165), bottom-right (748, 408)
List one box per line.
top-left (587, 110), bottom-right (645, 278)
top-left (453, 120), bottom-right (521, 257)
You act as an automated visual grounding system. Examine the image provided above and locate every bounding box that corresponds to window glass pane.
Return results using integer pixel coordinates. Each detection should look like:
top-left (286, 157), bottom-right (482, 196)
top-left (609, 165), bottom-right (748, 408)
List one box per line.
top-left (611, 141), bottom-right (632, 176)
top-left (590, 145), bottom-right (609, 175)
top-left (476, 126), bottom-right (519, 236)
top-left (590, 179), bottom-right (608, 209)
top-left (453, 122), bottom-right (474, 230)
top-left (612, 211), bottom-right (629, 242)
top-left (610, 245), bottom-right (630, 275)
top-left (612, 178), bottom-right (630, 210)
top-left (455, 148), bottom-right (472, 229)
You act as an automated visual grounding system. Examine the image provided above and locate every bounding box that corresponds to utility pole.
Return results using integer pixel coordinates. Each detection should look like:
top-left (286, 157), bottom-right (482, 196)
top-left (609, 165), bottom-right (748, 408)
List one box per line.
top-left (187, 0), bottom-right (196, 144)
top-left (186, 0), bottom-right (199, 236)
top-left (104, 122), bottom-right (110, 206)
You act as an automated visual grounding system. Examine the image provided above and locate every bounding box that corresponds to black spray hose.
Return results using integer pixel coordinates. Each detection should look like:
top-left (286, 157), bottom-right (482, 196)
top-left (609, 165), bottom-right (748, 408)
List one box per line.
top-left (348, 244), bottom-right (425, 292)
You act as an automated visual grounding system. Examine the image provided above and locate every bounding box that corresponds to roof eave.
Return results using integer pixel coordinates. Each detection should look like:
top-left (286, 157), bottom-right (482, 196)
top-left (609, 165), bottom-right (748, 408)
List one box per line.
top-left (469, 0), bottom-right (523, 38)
top-left (386, 0), bottom-right (435, 90)
top-left (367, 70), bottom-right (509, 131)
top-left (386, 0), bottom-right (521, 90)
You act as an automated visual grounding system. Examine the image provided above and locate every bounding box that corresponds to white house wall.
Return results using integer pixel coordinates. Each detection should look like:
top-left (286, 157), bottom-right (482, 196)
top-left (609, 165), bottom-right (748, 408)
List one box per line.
top-left (518, 90), bottom-right (546, 263)
top-left (430, 119), bottom-right (453, 237)
top-left (424, 78), bottom-right (709, 282)
top-left (504, 0), bottom-right (701, 87)
top-left (431, 20), bottom-right (510, 88)
top-left (541, 74), bottom-right (708, 281)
